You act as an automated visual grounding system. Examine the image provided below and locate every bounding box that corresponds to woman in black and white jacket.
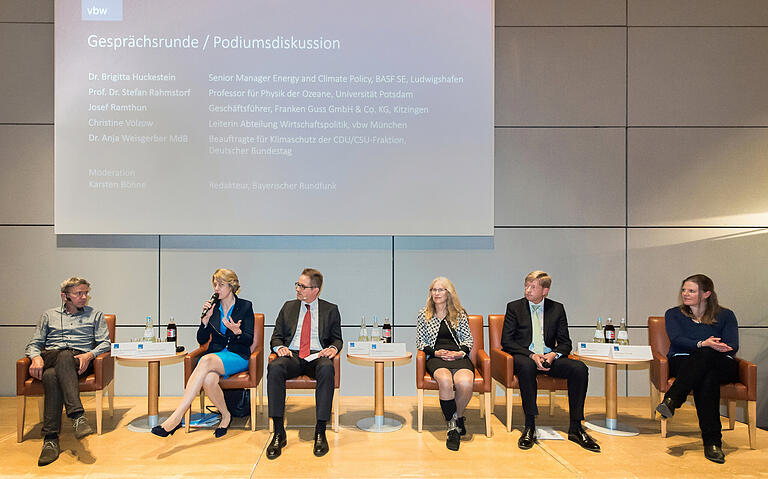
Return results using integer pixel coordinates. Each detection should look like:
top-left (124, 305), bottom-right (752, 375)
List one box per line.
top-left (416, 277), bottom-right (473, 451)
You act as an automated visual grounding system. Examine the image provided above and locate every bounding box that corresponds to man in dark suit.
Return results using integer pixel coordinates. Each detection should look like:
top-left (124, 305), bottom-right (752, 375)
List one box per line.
top-left (501, 271), bottom-right (600, 452)
top-left (266, 268), bottom-right (342, 459)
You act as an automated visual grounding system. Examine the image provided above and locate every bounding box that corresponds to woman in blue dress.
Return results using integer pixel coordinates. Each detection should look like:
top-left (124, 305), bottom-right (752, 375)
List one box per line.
top-left (152, 268), bottom-right (254, 438)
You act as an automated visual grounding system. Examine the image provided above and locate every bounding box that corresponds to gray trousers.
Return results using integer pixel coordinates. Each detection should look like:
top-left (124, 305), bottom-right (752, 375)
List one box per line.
top-left (40, 349), bottom-right (92, 436)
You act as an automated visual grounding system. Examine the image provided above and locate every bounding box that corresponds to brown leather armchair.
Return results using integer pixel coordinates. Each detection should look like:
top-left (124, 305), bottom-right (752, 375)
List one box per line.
top-left (648, 316), bottom-right (757, 448)
top-left (16, 314), bottom-right (116, 442)
top-left (266, 351), bottom-right (341, 433)
top-left (184, 313), bottom-right (264, 432)
top-left (416, 314), bottom-right (492, 437)
top-left (488, 314), bottom-right (569, 432)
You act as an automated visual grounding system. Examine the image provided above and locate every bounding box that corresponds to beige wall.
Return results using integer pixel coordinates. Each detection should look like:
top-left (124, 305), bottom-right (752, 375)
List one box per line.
top-left (1, 1), bottom-right (766, 427)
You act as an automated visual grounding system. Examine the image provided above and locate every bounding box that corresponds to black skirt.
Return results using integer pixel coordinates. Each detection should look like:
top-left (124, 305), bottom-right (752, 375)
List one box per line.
top-left (425, 320), bottom-right (474, 375)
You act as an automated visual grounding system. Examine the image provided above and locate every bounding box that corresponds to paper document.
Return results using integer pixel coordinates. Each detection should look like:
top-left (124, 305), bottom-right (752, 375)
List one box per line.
top-left (535, 426), bottom-right (564, 440)
top-left (303, 352), bottom-right (320, 362)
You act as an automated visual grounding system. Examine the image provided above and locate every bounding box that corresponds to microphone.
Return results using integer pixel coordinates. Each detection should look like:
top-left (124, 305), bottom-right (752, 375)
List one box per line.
top-left (201, 293), bottom-right (220, 319)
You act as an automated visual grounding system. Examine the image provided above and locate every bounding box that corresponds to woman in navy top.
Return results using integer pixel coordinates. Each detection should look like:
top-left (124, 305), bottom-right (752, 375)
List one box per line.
top-left (152, 268), bottom-right (254, 438)
top-left (655, 274), bottom-right (739, 463)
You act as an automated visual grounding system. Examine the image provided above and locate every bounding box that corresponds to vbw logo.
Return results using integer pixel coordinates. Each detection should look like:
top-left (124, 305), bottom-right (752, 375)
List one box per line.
top-left (82, 0), bottom-right (123, 21)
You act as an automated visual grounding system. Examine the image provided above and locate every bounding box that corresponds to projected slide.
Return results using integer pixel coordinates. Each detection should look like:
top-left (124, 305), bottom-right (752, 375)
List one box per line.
top-left (55, 0), bottom-right (493, 235)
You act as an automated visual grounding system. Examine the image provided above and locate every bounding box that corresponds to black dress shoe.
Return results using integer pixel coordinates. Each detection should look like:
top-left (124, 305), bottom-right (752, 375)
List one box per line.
top-left (214, 416), bottom-right (231, 438)
top-left (456, 416), bottom-right (466, 436)
top-left (656, 397), bottom-right (676, 419)
top-left (568, 426), bottom-right (601, 452)
top-left (446, 428), bottom-right (461, 451)
top-left (38, 438), bottom-right (60, 467)
top-left (704, 444), bottom-right (725, 464)
top-left (151, 422), bottom-right (183, 437)
top-left (266, 432), bottom-right (287, 460)
top-left (518, 426), bottom-right (536, 450)
top-left (313, 431), bottom-right (329, 457)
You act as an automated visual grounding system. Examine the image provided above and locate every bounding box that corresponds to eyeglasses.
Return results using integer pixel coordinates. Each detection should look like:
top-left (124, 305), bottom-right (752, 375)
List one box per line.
top-left (295, 282), bottom-right (316, 290)
top-left (430, 288), bottom-right (447, 293)
top-left (68, 290), bottom-right (89, 297)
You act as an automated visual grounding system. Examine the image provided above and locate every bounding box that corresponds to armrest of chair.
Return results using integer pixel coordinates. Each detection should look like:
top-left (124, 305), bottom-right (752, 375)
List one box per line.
top-left (93, 351), bottom-right (114, 386)
top-left (184, 344), bottom-right (210, 385)
top-left (416, 350), bottom-right (426, 388)
top-left (650, 351), bottom-right (669, 390)
top-left (735, 356), bottom-right (757, 401)
top-left (16, 357), bottom-right (31, 395)
top-left (490, 347), bottom-right (514, 385)
top-left (248, 345), bottom-right (264, 384)
top-left (476, 349), bottom-right (491, 392)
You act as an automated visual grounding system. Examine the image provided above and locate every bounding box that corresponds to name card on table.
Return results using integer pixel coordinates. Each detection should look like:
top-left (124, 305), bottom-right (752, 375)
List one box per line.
top-left (577, 342), bottom-right (612, 357)
top-left (112, 341), bottom-right (176, 358)
top-left (369, 342), bottom-right (407, 357)
top-left (609, 345), bottom-right (652, 360)
top-left (348, 341), bottom-right (372, 354)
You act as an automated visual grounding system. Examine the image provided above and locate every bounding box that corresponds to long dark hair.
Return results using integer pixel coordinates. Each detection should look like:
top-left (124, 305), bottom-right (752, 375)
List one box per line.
top-left (678, 274), bottom-right (721, 325)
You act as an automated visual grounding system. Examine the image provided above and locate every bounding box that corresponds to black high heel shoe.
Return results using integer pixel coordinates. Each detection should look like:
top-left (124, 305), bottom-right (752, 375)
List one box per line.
top-left (151, 422), bottom-right (183, 437)
top-left (214, 416), bottom-right (231, 438)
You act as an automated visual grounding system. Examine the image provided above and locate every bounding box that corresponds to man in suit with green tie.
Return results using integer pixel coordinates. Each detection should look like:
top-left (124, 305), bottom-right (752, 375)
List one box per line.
top-left (500, 271), bottom-right (600, 452)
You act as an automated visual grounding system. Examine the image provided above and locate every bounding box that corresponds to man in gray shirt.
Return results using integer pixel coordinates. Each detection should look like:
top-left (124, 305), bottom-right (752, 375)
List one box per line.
top-left (25, 277), bottom-right (110, 466)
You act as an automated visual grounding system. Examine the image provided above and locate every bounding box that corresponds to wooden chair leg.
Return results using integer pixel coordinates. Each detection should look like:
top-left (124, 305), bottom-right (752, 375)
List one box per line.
top-left (484, 392), bottom-right (492, 438)
top-left (108, 380), bottom-right (115, 418)
top-left (37, 396), bottom-right (44, 422)
top-left (549, 390), bottom-right (555, 415)
top-left (506, 388), bottom-right (514, 432)
top-left (269, 416), bottom-right (274, 433)
top-left (333, 388), bottom-right (340, 433)
top-left (17, 396), bottom-right (26, 443)
top-left (727, 400), bottom-right (736, 430)
top-left (661, 417), bottom-right (668, 438)
top-left (478, 392), bottom-right (485, 418)
top-left (649, 382), bottom-right (659, 419)
top-left (95, 389), bottom-right (104, 435)
top-left (199, 391), bottom-right (205, 414)
top-left (490, 382), bottom-right (496, 417)
top-left (748, 400), bottom-right (757, 449)
top-left (249, 387), bottom-right (257, 431)
top-left (185, 406), bottom-right (192, 433)
top-left (417, 389), bottom-right (424, 432)
top-left (257, 379), bottom-right (264, 415)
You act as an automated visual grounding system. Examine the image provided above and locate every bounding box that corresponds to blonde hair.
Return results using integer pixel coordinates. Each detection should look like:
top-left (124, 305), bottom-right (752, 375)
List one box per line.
top-left (525, 270), bottom-right (551, 289)
top-left (60, 277), bottom-right (90, 293)
top-left (424, 277), bottom-right (465, 328)
top-left (212, 268), bottom-right (240, 295)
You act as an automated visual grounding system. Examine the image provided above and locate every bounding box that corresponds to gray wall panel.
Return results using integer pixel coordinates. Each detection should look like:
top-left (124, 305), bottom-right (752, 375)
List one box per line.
top-left (496, 27), bottom-right (626, 126)
top-left (0, 24), bottom-right (52, 123)
top-left (497, 0), bottom-right (625, 26)
top-left (0, 125), bottom-right (53, 224)
top-left (628, 228), bottom-right (768, 328)
top-left (495, 128), bottom-right (625, 226)
top-left (395, 229), bottom-right (626, 329)
top-left (628, 128), bottom-right (768, 226)
top-left (0, 227), bottom-right (158, 326)
top-left (0, 0), bottom-right (52, 23)
top-left (2, 327), bottom-right (36, 396)
top-left (629, 28), bottom-right (768, 126)
top-left (628, 0), bottom-right (768, 26)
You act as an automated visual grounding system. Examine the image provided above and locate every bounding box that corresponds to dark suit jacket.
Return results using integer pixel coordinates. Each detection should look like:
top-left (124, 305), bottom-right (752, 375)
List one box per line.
top-left (500, 297), bottom-right (572, 357)
top-left (196, 295), bottom-right (255, 361)
top-left (270, 299), bottom-right (343, 353)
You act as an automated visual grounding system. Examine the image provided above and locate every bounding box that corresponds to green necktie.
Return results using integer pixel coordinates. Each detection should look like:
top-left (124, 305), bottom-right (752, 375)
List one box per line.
top-left (532, 304), bottom-right (544, 354)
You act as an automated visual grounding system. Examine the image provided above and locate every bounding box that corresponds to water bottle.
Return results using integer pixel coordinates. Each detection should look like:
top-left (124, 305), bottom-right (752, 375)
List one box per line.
top-left (617, 317), bottom-right (629, 345)
top-left (593, 317), bottom-right (604, 343)
top-left (143, 315), bottom-right (154, 342)
top-left (382, 317), bottom-right (392, 343)
top-left (604, 317), bottom-right (616, 344)
top-left (371, 315), bottom-right (381, 342)
top-left (166, 316), bottom-right (177, 346)
top-left (358, 315), bottom-right (369, 341)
